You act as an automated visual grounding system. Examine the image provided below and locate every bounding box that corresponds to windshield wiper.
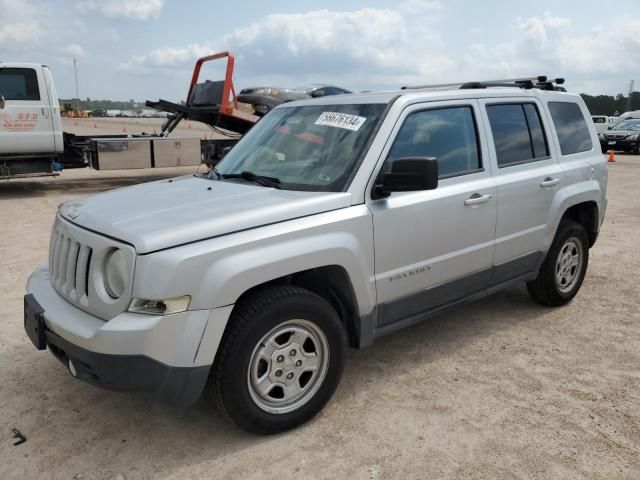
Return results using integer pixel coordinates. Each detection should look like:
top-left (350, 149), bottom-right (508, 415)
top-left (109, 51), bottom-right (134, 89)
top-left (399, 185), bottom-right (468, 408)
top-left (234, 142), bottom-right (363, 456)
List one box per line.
top-left (220, 170), bottom-right (282, 189)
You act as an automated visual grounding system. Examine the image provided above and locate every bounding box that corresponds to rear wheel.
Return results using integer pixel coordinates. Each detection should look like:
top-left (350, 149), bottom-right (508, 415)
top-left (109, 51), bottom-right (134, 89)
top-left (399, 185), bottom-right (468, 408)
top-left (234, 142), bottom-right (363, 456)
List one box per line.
top-left (527, 220), bottom-right (589, 306)
top-left (212, 286), bottom-right (347, 434)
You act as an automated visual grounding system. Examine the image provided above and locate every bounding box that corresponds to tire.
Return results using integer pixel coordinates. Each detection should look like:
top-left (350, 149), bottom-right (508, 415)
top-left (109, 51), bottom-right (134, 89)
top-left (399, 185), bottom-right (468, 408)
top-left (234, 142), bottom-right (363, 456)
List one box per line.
top-left (211, 286), bottom-right (347, 434)
top-left (527, 220), bottom-right (589, 306)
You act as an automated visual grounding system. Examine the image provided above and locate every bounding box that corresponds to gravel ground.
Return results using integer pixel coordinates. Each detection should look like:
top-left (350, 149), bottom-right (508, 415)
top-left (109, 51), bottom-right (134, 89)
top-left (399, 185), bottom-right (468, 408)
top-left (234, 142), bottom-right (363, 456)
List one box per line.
top-left (1, 156), bottom-right (639, 480)
top-left (62, 117), bottom-right (224, 138)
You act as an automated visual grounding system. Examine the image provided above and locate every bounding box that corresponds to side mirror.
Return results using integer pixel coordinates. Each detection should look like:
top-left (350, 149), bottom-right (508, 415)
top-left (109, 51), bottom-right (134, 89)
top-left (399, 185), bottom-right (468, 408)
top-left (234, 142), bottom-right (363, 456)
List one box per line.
top-left (374, 157), bottom-right (438, 198)
top-left (311, 90), bottom-right (325, 98)
top-left (0, 96), bottom-right (5, 110)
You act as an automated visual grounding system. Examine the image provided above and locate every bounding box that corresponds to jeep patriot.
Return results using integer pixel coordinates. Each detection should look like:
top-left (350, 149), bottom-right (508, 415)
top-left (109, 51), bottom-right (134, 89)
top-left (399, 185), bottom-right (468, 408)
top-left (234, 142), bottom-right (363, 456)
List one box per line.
top-left (25, 77), bottom-right (608, 433)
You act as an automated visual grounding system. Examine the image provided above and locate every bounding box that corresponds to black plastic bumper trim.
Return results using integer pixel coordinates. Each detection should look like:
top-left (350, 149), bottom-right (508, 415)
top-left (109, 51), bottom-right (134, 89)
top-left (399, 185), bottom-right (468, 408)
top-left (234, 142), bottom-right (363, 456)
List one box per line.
top-left (44, 329), bottom-right (210, 406)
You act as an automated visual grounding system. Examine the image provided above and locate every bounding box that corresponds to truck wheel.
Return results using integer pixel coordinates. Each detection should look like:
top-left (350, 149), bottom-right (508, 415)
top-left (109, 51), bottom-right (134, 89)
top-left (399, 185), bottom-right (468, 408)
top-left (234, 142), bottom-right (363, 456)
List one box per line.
top-left (211, 286), bottom-right (347, 434)
top-left (527, 220), bottom-right (589, 306)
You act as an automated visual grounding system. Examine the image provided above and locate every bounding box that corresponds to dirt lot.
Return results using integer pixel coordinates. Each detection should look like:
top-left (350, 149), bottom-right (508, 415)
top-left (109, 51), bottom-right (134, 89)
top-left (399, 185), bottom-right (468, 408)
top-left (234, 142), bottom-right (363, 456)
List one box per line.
top-left (62, 117), bottom-right (221, 138)
top-left (1, 156), bottom-right (639, 480)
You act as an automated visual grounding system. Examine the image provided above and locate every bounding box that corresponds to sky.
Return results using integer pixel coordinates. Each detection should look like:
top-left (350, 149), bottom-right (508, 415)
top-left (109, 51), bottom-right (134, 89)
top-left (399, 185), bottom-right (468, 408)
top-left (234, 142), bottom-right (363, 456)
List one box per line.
top-left (1, 0), bottom-right (639, 102)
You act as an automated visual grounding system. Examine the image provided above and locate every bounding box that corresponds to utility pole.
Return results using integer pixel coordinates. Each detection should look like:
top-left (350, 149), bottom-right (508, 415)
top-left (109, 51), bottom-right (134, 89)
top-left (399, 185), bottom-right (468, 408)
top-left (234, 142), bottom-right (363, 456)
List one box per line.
top-left (73, 58), bottom-right (79, 100)
top-left (626, 80), bottom-right (634, 112)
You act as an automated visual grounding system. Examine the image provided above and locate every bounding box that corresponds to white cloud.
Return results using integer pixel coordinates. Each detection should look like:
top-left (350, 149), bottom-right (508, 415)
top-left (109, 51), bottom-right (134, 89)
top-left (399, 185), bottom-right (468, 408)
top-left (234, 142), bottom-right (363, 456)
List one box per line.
top-left (0, 0), bottom-right (45, 47)
top-left (117, 7), bottom-right (640, 96)
top-left (120, 7), bottom-right (452, 88)
top-left (0, 21), bottom-right (43, 46)
top-left (399, 0), bottom-right (443, 15)
top-left (62, 44), bottom-right (85, 58)
top-left (78, 0), bottom-right (163, 21)
top-left (461, 13), bottom-right (640, 92)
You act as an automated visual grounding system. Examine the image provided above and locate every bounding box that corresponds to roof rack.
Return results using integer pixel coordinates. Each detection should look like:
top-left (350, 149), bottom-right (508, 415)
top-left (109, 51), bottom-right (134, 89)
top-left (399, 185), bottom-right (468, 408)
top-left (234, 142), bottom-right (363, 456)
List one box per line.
top-left (402, 76), bottom-right (566, 92)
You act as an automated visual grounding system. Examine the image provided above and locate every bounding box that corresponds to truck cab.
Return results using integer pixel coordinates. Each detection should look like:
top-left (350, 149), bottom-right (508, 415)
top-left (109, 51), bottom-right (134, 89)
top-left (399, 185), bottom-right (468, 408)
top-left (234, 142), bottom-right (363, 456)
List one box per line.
top-left (0, 63), bottom-right (63, 177)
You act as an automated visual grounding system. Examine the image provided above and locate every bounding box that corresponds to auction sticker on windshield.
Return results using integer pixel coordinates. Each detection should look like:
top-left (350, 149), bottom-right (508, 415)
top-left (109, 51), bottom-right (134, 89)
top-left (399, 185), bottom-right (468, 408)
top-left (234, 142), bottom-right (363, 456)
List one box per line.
top-left (315, 112), bottom-right (367, 131)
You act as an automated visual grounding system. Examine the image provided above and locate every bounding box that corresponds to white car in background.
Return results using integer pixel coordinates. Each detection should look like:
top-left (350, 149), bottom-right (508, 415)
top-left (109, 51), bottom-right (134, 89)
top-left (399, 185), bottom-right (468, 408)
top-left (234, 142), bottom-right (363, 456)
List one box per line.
top-left (592, 115), bottom-right (614, 134)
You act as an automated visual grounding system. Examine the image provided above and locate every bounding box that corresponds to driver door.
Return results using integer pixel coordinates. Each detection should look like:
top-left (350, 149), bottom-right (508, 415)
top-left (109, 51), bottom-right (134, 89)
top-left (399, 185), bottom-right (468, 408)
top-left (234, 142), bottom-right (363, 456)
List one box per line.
top-left (368, 100), bottom-right (497, 329)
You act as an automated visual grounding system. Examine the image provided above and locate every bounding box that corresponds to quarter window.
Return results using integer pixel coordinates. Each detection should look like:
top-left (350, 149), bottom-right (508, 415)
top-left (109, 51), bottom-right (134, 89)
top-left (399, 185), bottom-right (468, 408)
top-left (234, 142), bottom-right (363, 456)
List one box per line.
top-left (549, 102), bottom-right (593, 155)
top-left (486, 103), bottom-right (549, 167)
top-left (0, 68), bottom-right (40, 101)
top-left (387, 106), bottom-right (481, 178)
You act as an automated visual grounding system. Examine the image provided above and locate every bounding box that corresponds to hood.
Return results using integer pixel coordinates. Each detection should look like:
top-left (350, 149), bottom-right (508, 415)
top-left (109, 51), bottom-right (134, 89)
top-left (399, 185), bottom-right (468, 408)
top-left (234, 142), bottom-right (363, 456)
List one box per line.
top-left (59, 176), bottom-right (352, 253)
top-left (604, 129), bottom-right (638, 136)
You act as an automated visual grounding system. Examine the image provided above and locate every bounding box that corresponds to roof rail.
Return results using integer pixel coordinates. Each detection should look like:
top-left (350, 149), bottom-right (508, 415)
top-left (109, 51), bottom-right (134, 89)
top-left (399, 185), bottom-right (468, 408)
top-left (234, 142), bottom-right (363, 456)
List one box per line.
top-left (402, 76), bottom-right (566, 92)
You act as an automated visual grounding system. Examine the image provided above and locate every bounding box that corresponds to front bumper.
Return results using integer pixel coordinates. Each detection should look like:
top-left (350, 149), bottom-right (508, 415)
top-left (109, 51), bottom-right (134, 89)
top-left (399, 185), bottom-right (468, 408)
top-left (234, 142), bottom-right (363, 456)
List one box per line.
top-left (25, 264), bottom-right (233, 405)
top-left (45, 326), bottom-right (210, 405)
top-left (600, 138), bottom-right (639, 152)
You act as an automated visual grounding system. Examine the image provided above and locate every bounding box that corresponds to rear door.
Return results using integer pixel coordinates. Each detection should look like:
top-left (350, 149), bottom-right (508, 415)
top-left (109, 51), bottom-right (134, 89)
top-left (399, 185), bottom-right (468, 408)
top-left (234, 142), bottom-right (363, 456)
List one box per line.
top-left (369, 100), bottom-right (497, 328)
top-left (479, 98), bottom-right (563, 280)
top-left (0, 66), bottom-right (56, 154)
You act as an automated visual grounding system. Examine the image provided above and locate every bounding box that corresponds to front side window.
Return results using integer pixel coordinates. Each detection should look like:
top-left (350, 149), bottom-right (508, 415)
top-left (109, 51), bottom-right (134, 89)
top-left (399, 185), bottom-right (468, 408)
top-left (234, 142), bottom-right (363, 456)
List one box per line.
top-left (0, 68), bottom-right (40, 101)
top-left (548, 102), bottom-right (593, 155)
top-left (486, 103), bottom-right (549, 167)
top-left (386, 106), bottom-right (481, 178)
top-left (215, 103), bottom-right (386, 191)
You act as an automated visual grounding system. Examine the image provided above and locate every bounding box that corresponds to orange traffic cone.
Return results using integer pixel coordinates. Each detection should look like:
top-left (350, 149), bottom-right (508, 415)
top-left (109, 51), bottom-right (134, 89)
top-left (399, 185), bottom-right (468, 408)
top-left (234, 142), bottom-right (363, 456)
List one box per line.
top-left (608, 150), bottom-right (616, 163)
top-left (93, 122), bottom-right (97, 128)
top-left (122, 125), bottom-right (127, 133)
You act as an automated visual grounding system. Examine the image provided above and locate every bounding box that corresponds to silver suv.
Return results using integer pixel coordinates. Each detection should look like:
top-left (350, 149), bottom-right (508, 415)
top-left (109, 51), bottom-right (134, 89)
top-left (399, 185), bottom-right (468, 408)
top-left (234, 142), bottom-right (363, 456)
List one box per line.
top-left (24, 78), bottom-right (608, 434)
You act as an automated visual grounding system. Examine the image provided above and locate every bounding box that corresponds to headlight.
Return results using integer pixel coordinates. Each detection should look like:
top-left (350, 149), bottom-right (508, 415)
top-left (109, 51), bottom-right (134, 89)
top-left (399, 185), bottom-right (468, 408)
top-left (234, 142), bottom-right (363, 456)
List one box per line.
top-left (598, 133), bottom-right (605, 140)
top-left (627, 134), bottom-right (639, 141)
top-left (129, 296), bottom-right (191, 315)
top-left (104, 249), bottom-right (128, 299)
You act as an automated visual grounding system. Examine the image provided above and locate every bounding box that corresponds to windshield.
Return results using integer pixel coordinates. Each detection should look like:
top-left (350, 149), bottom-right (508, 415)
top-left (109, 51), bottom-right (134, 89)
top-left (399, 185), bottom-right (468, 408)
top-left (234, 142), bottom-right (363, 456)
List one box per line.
top-left (215, 103), bottom-right (386, 191)
top-left (611, 120), bottom-right (640, 131)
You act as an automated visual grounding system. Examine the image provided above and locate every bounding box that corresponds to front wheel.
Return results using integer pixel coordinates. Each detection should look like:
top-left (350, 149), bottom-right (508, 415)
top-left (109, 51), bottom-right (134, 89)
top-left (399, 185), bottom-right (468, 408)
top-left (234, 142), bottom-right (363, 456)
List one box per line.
top-left (527, 220), bottom-right (589, 306)
top-left (211, 286), bottom-right (347, 434)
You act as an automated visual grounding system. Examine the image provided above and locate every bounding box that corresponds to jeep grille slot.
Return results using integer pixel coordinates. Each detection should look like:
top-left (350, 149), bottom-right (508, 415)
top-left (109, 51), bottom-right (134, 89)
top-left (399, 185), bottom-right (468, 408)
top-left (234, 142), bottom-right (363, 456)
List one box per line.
top-left (49, 227), bottom-right (93, 303)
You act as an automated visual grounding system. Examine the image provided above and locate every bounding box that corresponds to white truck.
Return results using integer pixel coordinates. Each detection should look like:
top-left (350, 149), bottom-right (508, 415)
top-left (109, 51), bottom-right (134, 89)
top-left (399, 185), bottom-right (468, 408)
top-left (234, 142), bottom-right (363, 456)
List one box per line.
top-left (0, 63), bottom-right (66, 178)
top-left (0, 54), bottom-right (256, 179)
top-left (24, 76), bottom-right (608, 434)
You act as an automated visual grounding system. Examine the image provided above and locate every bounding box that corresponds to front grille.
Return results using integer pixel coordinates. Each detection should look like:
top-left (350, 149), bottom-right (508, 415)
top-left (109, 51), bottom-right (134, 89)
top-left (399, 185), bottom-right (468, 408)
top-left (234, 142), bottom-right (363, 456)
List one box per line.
top-left (49, 224), bottom-right (93, 305)
top-left (47, 215), bottom-right (135, 320)
top-left (606, 134), bottom-right (627, 140)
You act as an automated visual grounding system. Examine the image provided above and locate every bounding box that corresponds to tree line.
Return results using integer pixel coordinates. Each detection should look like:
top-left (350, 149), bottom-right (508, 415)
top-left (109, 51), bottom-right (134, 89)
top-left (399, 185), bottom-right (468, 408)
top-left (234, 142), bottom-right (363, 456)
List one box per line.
top-left (580, 91), bottom-right (640, 116)
top-left (59, 98), bottom-right (146, 111)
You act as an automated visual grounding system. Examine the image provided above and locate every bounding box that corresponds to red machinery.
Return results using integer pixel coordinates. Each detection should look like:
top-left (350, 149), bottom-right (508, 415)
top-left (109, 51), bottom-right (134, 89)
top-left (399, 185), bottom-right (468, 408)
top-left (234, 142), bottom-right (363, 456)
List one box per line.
top-left (146, 51), bottom-right (260, 137)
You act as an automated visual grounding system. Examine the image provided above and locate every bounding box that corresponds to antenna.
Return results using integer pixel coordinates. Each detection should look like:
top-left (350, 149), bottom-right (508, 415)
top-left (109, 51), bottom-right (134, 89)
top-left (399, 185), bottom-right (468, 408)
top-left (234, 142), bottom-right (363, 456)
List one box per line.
top-left (626, 80), bottom-right (635, 112)
top-left (73, 58), bottom-right (79, 100)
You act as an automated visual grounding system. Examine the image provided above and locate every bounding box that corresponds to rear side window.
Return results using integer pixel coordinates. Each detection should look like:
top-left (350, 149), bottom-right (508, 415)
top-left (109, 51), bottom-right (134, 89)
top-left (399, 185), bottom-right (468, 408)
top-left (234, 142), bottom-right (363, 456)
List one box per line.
top-left (549, 102), bottom-right (593, 155)
top-left (387, 106), bottom-right (481, 178)
top-left (0, 68), bottom-right (40, 101)
top-left (486, 103), bottom-right (549, 167)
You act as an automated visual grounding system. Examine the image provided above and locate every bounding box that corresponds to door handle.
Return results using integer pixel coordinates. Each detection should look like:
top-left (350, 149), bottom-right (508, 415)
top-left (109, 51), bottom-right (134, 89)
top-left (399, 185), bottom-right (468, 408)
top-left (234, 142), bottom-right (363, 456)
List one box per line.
top-left (464, 193), bottom-right (492, 206)
top-left (540, 177), bottom-right (560, 188)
